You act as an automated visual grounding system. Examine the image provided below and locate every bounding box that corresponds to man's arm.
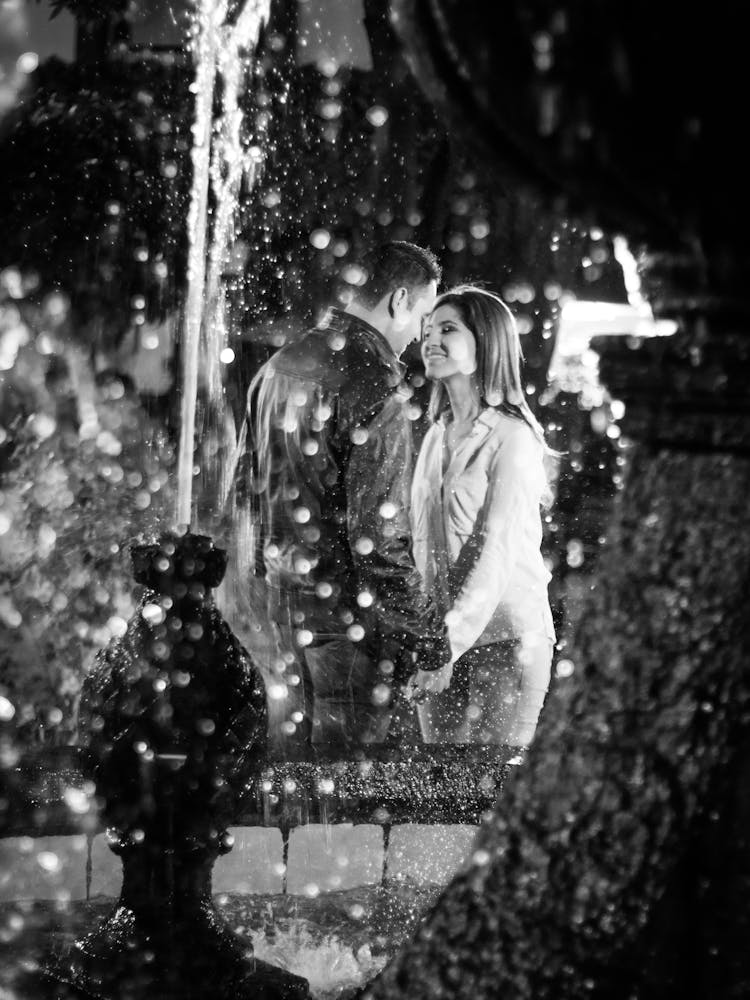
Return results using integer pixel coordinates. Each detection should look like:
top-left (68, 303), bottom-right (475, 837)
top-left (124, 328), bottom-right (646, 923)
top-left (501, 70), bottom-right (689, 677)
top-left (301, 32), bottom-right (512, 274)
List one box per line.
top-left (343, 392), bottom-right (450, 675)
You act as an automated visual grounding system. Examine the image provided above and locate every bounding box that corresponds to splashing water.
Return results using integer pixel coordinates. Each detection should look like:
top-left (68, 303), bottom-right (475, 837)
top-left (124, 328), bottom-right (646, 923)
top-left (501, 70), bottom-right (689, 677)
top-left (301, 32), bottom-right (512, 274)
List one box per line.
top-left (251, 920), bottom-right (388, 999)
top-left (176, 0), bottom-right (271, 526)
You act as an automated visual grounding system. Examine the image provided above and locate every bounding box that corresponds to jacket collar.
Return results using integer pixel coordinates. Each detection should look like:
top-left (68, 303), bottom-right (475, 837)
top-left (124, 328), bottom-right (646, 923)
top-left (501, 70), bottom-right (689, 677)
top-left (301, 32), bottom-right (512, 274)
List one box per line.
top-left (319, 308), bottom-right (405, 380)
top-left (438, 406), bottom-right (500, 434)
top-left (439, 406), bottom-right (501, 479)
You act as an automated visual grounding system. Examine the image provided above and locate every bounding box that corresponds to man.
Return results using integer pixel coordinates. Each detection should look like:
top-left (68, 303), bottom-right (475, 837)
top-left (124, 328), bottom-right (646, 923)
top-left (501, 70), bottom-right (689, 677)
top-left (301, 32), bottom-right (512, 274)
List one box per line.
top-left (231, 241), bottom-right (451, 747)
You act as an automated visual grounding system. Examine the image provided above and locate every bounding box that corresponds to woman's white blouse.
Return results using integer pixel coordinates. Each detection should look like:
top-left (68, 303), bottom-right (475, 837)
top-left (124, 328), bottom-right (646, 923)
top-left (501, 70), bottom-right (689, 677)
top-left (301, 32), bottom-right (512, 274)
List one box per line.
top-left (411, 408), bottom-right (556, 664)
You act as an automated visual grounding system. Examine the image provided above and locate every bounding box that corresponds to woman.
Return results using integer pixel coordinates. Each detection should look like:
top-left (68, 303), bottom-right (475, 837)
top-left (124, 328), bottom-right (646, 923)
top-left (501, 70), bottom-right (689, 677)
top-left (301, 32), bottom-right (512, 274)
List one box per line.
top-left (408, 285), bottom-right (555, 745)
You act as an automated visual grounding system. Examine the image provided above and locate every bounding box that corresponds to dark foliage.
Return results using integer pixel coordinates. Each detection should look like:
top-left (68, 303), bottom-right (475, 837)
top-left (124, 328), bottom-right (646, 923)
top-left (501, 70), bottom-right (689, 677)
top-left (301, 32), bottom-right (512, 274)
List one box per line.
top-left (0, 57), bottom-right (192, 348)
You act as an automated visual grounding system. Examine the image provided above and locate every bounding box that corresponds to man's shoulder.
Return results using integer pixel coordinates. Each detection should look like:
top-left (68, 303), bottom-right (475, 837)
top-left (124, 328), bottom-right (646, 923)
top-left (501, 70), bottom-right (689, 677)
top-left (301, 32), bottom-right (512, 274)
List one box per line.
top-left (266, 328), bottom-right (343, 387)
top-left (268, 318), bottom-right (399, 405)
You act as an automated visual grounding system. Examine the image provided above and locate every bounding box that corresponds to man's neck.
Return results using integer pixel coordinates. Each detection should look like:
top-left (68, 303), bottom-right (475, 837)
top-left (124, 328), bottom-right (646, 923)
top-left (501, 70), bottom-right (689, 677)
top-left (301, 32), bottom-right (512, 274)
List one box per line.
top-left (344, 301), bottom-right (400, 356)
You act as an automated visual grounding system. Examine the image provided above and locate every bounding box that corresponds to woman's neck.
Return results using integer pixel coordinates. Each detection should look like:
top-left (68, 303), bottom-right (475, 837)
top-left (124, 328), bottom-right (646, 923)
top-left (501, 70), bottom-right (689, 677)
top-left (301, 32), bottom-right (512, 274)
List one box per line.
top-left (445, 376), bottom-right (481, 424)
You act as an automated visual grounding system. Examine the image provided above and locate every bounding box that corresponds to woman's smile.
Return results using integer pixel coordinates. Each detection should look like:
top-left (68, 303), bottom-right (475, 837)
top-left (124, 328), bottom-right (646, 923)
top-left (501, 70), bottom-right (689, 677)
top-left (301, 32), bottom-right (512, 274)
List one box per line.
top-left (422, 304), bottom-right (477, 377)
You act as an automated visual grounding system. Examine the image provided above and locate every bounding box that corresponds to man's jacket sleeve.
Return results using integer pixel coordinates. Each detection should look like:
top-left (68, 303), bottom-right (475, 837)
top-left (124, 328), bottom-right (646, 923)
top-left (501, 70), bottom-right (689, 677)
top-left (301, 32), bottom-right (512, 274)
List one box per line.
top-left (343, 392), bottom-right (450, 675)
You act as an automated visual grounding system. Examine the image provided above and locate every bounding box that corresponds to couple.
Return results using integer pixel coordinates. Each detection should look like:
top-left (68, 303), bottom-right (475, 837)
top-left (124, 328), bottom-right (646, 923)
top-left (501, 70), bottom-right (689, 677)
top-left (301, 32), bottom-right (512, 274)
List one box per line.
top-left (230, 241), bottom-right (555, 749)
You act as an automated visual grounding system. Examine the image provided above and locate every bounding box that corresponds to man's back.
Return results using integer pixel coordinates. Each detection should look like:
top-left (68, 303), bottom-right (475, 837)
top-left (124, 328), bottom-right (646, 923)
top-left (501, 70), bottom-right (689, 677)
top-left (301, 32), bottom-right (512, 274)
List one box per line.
top-left (242, 308), bottom-right (419, 647)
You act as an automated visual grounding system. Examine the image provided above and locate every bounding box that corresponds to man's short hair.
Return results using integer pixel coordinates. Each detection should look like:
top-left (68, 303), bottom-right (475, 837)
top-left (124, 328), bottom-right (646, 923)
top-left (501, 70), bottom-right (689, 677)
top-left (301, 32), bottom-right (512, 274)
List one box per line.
top-left (354, 241), bottom-right (441, 308)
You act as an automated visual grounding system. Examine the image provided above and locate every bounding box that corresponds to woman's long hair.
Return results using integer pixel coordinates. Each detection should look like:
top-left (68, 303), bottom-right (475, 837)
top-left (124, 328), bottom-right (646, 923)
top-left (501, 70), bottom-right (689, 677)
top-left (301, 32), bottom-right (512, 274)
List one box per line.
top-left (427, 284), bottom-right (547, 445)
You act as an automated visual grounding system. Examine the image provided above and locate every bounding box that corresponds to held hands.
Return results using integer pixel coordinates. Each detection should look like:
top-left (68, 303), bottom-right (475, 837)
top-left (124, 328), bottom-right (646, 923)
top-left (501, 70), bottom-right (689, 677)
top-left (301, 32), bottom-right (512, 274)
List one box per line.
top-left (404, 661), bottom-right (454, 703)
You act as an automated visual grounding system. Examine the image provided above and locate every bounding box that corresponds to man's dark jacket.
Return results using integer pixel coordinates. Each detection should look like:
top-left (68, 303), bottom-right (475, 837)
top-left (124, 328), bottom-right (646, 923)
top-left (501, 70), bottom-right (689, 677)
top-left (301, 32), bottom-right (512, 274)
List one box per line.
top-left (232, 308), bottom-right (448, 675)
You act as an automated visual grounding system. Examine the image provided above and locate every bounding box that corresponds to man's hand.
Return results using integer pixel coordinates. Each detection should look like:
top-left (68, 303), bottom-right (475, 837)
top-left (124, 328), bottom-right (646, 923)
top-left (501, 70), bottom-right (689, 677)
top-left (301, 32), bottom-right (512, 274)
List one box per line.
top-left (404, 662), bottom-right (454, 701)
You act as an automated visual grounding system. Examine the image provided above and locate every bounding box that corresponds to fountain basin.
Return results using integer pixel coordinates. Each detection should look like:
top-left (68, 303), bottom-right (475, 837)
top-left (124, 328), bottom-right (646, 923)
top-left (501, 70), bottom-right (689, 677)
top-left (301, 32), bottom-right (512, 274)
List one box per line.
top-left (0, 742), bottom-right (517, 996)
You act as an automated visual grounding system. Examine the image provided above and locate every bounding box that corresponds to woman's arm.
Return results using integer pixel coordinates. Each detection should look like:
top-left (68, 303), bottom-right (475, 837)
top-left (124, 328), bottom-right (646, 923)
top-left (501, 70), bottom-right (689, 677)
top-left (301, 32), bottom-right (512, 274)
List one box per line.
top-left (506, 634), bottom-right (552, 745)
top-left (447, 426), bottom-right (545, 663)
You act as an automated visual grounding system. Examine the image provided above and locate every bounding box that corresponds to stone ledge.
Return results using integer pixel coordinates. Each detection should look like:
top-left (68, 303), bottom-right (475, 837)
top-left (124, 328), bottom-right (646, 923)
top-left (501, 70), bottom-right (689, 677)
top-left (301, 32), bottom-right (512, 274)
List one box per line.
top-left (0, 744), bottom-right (519, 838)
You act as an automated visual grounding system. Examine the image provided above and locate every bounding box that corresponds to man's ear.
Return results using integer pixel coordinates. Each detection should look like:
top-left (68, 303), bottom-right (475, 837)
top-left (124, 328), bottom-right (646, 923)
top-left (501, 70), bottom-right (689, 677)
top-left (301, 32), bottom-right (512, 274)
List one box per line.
top-left (390, 287), bottom-right (408, 315)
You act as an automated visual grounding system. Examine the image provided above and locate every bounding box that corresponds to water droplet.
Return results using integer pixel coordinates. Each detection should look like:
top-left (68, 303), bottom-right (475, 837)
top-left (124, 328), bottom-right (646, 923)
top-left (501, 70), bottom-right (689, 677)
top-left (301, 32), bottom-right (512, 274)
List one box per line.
top-left (142, 603), bottom-right (166, 626)
top-left (0, 696), bottom-right (16, 721)
top-left (327, 332), bottom-right (347, 350)
top-left (29, 414), bottom-right (56, 440)
top-left (107, 616), bottom-right (128, 638)
top-left (16, 51), bottom-right (39, 74)
top-left (371, 683), bottom-right (390, 707)
top-left (566, 539), bottom-right (584, 569)
top-left (63, 787), bottom-right (90, 815)
top-left (341, 264), bottom-right (366, 286)
top-left (469, 219), bottom-right (490, 240)
top-left (555, 658), bottom-right (575, 678)
top-left (310, 228), bottom-right (331, 250)
top-left (354, 536), bottom-right (374, 555)
top-left (37, 852), bottom-right (61, 873)
top-left (366, 105), bottom-right (388, 127)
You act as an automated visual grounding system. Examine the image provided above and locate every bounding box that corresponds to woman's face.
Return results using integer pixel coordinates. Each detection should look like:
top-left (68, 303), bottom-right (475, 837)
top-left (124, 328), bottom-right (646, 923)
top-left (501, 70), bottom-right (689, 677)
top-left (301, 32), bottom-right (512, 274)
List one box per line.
top-left (421, 304), bottom-right (477, 380)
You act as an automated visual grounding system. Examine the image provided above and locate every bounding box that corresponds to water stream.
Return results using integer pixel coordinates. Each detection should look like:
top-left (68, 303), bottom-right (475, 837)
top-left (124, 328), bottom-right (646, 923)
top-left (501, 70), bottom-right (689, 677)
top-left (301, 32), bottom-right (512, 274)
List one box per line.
top-left (175, 0), bottom-right (270, 527)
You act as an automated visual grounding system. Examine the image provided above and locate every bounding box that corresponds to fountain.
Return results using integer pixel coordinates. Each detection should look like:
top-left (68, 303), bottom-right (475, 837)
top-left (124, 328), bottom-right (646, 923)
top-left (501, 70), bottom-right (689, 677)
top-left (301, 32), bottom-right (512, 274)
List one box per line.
top-left (44, 531), bottom-right (309, 999)
top-left (0, 6), bottom-right (526, 995)
top-left (33, 2), bottom-right (314, 995)
top-left (176, 0), bottom-right (272, 527)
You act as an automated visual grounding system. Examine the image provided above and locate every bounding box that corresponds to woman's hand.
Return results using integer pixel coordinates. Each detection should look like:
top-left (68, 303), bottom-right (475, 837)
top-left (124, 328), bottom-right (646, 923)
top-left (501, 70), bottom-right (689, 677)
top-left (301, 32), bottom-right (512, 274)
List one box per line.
top-left (405, 663), bottom-right (454, 701)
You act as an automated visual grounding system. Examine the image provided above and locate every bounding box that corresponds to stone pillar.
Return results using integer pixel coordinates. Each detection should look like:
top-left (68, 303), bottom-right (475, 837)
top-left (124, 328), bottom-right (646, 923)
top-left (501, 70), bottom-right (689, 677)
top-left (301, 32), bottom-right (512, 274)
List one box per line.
top-left (46, 532), bottom-right (310, 1000)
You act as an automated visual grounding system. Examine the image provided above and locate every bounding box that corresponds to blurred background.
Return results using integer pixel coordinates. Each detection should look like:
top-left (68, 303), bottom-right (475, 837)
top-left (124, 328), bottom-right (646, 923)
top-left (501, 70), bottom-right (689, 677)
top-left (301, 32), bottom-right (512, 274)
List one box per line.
top-left (0, 0), bottom-right (670, 745)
